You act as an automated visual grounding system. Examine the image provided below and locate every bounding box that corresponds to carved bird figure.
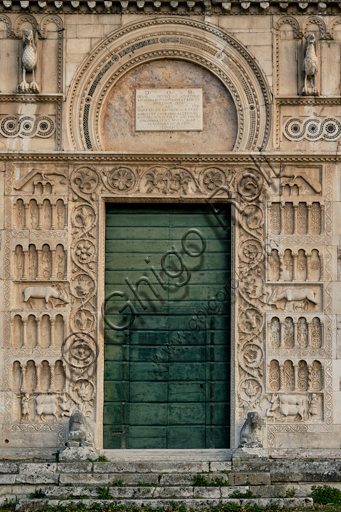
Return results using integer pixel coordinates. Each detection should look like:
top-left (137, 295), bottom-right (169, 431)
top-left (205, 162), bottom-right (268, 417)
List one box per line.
top-left (302, 33), bottom-right (318, 96)
top-left (18, 29), bottom-right (40, 94)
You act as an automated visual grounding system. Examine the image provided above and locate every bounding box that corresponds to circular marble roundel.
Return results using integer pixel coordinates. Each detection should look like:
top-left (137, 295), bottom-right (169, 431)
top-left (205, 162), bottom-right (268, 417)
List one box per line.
top-left (100, 59), bottom-right (238, 153)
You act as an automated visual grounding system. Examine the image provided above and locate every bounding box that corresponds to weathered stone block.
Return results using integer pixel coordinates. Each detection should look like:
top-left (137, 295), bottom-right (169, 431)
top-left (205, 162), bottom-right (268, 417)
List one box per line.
top-left (57, 462), bottom-right (93, 473)
top-left (0, 462), bottom-right (17, 474)
top-left (19, 463), bottom-right (57, 474)
top-left (229, 472), bottom-right (271, 486)
top-left (210, 462), bottom-right (232, 472)
top-left (59, 473), bottom-right (110, 485)
top-left (0, 474), bottom-right (15, 484)
top-left (154, 486), bottom-right (194, 498)
top-left (193, 487), bottom-right (221, 498)
top-left (15, 474), bottom-right (59, 484)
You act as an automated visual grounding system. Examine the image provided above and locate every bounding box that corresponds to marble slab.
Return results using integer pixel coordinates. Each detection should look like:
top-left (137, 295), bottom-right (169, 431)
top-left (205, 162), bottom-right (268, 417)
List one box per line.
top-left (135, 88), bottom-right (203, 131)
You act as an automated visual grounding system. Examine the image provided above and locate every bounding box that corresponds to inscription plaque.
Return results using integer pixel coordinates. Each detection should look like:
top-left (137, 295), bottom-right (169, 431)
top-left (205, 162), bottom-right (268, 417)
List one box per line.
top-left (135, 88), bottom-right (203, 131)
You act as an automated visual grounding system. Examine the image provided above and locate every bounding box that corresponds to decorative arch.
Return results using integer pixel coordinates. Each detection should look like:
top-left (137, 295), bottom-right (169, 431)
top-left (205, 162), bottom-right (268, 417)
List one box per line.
top-left (275, 16), bottom-right (302, 38)
top-left (67, 17), bottom-right (271, 152)
top-left (0, 15), bottom-right (12, 39)
top-left (303, 16), bottom-right (327, 39)
top-left (13, 14), bottom-right (38, 38)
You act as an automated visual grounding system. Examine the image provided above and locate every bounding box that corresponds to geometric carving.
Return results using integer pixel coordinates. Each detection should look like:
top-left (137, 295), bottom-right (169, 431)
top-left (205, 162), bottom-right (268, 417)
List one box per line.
top-left (0, 116), bottom-right (55, 138)
top-left (297, 360), bottom-right (309, 391)
top-left (310, 317), bottom-right (322, 348)
top-left (284, 118), bottom-right (341, 142)
top-left (268, 201), bottom-right (323, 235)
top-left (269, 249), bottom-right (280, 281)
top-left (297, 317), bottom-right (308, 348)
top-left (282, 360), bottom-right (295, 391)
top-left (270, 317), bottom-right (281, 347)
top-left (283, 318), bottom-right (294, 348)
top-left (283, 249), bottom-right (293, 281)
top-left (269, 360), bottom-right (281, 391)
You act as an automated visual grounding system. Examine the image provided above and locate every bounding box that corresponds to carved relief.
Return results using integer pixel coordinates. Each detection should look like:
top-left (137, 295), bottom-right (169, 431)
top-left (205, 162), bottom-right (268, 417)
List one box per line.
top-left (269, 360), bottom-right (280, 391)
top-left (268, 285), bottom-right (321, 312)
top-left (18, 29), bottom-right (39, 94)
top-left (302, 33), bottom-right (318, 96)
top-left (282, 361), bottom-right (295, 391)
top-left (10, 312), bottom-right (66, 348)
top-left (269, 201), bottom-right (323, 235)
top-left (269, 249), bottom-right (280, 281)
top-left (14, 198), bottom-right (67, 231)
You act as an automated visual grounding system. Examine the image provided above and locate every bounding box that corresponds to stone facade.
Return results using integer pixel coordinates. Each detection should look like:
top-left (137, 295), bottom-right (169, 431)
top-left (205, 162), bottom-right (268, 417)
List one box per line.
top-left (0, 1), bottom-right (341, 456)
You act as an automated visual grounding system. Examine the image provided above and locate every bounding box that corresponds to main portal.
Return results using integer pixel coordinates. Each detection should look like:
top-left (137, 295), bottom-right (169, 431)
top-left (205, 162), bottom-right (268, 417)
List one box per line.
top-left (104, 203), bottom-right (231, 449)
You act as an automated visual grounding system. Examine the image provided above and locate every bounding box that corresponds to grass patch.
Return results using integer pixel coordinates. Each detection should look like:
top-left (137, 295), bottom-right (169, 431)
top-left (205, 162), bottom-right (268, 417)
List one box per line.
top-left (310, 485), bottom-right (341, 505)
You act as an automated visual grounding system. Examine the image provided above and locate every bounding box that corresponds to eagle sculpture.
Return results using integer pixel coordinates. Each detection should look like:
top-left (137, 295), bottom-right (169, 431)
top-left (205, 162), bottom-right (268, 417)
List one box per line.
top-left (302, 33), bottom-right (318, 96)
top-left (18, 29), bottom-right (40, 94)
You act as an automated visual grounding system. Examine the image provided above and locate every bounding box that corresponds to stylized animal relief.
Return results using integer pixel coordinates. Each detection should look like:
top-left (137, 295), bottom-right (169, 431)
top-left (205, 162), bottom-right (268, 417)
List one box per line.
top-left (266, 393), bottom-right (322, 422)
top-left (302, 33), bottom-right (318, 96)
top-left (12, 359), bottom-right (68, 422)
top-left (23, 285), bottom-right (69, 309)
top-left (269, 202), bottom-right (323, 235)
top-left (268, 286), bottom-right (319, 311)
top-left (281, 169), bottom-right (322, 196)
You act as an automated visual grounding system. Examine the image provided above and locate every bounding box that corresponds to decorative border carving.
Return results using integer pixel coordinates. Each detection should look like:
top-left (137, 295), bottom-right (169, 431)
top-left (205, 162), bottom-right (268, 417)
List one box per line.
top-left (67, 17), bottom-right (271, 153)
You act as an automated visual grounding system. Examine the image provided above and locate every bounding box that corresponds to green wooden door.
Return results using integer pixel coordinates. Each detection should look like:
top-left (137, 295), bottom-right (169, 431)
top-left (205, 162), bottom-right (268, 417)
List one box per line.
top-left (104, 204), bottom-right (231, 449)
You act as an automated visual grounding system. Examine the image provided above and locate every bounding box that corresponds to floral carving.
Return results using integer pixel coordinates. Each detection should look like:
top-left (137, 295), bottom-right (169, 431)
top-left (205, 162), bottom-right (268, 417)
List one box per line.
top-left (145, 168), bottom-right (194, 195)
top-left (108, 168), bottom-right (135, 192)
top-left (75, 241), bottom-right (96, 265)
top-left (202, 169), bottom-right (225, 191)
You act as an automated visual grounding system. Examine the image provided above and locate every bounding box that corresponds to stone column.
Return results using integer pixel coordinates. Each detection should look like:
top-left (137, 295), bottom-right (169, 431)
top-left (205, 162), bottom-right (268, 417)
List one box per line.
top-left (24, 204), bottom-right (29, 229)
top-left (50, 250), bottom-right (56, 280)
top-left (292, 318), bottom-right (298, 348)
top-left (307, 204), bottom-right (312, 234)
top-left (36, 317), bottom-right (41, 348)
top-left (36, 250), bottom-right (42, 280)
top-left (50, 318), bottom-right (55, 347)
top-left (22, 318), bottom-right (27, 347)
top-left (306, 253), bottom-right (312, 281)
top-left (23, 250), bottom-right (29, 280)
top-left (37, 204), bottom-right (43, 230)
top-left (280, 203), bottom-right (284, 235)
top-left (293, 204), bottom-right (298, 235)
top-left (51, 203), bottom-right (56, 230)
top-left (279, 363), bottom-right (284, 391)
top-left (320, 204), bottom-right (325, 234)
top-left (292, 253), bottom-right (297, 281)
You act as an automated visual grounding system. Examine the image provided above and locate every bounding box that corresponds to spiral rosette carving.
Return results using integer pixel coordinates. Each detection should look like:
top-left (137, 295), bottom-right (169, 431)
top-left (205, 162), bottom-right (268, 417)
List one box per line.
top-left (284, 117), bottom-right (341, 141)
top-left (108, 167), bottom-right (136, 193)
top-left (62, 332), bottom-right (98, 369)
top-left (0, 116), bottom-right (55, 138)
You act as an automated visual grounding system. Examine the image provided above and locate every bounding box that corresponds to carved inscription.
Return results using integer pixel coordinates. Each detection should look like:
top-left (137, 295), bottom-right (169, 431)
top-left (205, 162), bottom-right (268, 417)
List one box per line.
top-left (135, 89), bottom-right (203, 131)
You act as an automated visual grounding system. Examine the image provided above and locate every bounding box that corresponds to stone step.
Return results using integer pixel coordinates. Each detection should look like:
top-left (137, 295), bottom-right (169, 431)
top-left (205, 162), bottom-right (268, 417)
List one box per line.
top-left (16, 496), bottom-right (314, 511)
top-left (59, 471), bottom-right (230, 487)
top-left (45, 484), bottom-right (290, 499)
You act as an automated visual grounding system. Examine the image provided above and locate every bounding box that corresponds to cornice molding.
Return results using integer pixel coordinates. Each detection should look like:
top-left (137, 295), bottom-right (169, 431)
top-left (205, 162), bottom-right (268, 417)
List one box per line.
top-left (0, 1), bottom-right (340, 15)
top-left (0, 152), bottom-right (340, 163)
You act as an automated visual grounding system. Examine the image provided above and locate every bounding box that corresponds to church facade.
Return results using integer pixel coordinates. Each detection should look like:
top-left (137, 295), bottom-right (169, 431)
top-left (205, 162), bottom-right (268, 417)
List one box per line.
top-left (0, 0), bottom-right (341, 457)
